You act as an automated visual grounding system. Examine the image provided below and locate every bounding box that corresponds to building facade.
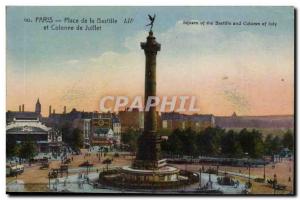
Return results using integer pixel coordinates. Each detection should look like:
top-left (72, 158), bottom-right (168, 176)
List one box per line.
top-left (160, 112), bottom-right (215, 132)
top-left (118, 108), bottom-right (144, 132)
top-left (6, 116), bottom-right (62, 153)
top-left (69, 111), bottom-right (121, 148)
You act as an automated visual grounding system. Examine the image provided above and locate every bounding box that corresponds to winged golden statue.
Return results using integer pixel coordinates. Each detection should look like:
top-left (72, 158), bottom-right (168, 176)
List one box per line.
top-left (146, 14), bottom-right (156, 31)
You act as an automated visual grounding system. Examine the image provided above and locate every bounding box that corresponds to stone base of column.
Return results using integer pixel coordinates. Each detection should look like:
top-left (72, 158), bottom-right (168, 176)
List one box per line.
top-left (132, 159), bottom-right (167, 170)
top-left (132, 133), bottom-right (162, 170)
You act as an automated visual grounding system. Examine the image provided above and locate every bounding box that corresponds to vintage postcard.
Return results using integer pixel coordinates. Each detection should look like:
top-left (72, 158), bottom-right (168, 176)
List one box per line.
top-left (6, 6), bottom-right (295, 195)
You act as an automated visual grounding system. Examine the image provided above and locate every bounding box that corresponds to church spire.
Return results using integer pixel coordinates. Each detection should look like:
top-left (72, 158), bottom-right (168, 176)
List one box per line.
top-left (35, 98), bottom-right (41, 115)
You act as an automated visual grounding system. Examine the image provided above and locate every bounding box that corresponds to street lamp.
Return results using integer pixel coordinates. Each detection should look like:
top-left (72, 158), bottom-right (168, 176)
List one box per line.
top-left (248, 162), bottom-right (251, 185)
top-left (15, 163), bottom-right (18, 183)
top-left (86, 163), bottom-right (89, 175)
top-left (245, 152), bottom-right (251, 187)
top-left (273, 173), bottom-right (277, 194)
top-left (199, 168), bottom-right (202, 188)
top-left (48, 171), bottom-right (51, 190)
top-left (152, 168), bottom-right (155, 193)
top-left (263, 156), bottom-right (266, 181)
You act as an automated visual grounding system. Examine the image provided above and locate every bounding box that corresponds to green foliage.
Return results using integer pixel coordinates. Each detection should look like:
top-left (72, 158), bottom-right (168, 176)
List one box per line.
top-left (61, 122), bottom-right (73, 145)
top-left (162, 128), bottom-right (198, 156)
top-left (121, 128), bottom-right (140, 152)
top-left (221, 130), bottom-right (243, 157)
top-left (72, 128), bottom-right (84, 149)
top-left (166, 129), bottom-right (184, 155)
top-left (6, 137), bottom-right (19, 158)
top-left (198, 127), bottom-right (224, 156)
top-left (18, 137), bottom-right (37, 160)
top-left (61, 122), bottom-right (84, 149)
top-left (239, 129), bottom-right (264, 158)
top-left (264, 134), bottom-right (274, 155)
top-left (161, 126), bottom-right (289, 158)
top-left (159, 128), bottom-right (172, 136)
top-left (264, 134), bottom-right (282, 155)
top-left (282, 130), bottom-right (294, 150)
top-left (102, 158), bottom-right (113, 170)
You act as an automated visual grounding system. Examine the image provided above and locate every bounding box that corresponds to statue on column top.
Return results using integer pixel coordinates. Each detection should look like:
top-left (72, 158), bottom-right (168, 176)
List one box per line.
top-left (146, 14), bottom-right (156, 32)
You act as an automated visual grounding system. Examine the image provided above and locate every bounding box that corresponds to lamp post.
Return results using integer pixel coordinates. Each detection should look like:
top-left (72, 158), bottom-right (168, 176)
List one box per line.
top-left (248, 162), bottom-right (251, 185)
top-left (208, 171), bottom-right (212, 190)
top-left (273, 173), bottom-right (277, 194)
top-left (152, 168), bottom-right (155, 193)
top-left (245, 152), bottom-right (251, 186)
top-left (48, 172), bottom-right (51, 190)
top-left (121, 173), bottom-right (125, 193)
top-left (199, 168), bottom-right (202, 188)
top-left (217, 146), bottom-right (222, 177)
top-left (263, 156), bottom-right (266, 181)
top-left (15, 163), bottom-right (18, 183)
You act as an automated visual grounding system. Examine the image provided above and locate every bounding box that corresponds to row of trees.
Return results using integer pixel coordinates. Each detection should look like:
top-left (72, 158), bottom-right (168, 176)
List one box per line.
top-left (121, 128), bottom-right (141, 152)
top-left (161, 127), bottom-right (294, 158)
top-left (61, 122), bottom-right (84, 150)
top-left (7, 136), bottom-right (37, 160)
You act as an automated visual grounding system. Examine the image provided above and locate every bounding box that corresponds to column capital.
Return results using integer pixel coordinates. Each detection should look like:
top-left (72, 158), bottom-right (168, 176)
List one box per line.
top-left (141, 31), bottom-right (161, 54)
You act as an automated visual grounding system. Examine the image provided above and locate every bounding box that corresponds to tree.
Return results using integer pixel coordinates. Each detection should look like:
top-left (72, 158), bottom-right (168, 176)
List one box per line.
top-left (102, 158), bottom-right (112, 171)
top-left (6, 137), bottom-right (19, 158)
top-left (72, 128), bottom-right (84, 149)
top-left (162, 128), bottom-right (198, 156)
top-left (282, 130), bottom-right (294, 150)
top-left (264, 134), bottom-right (274, 155)
top-left (159, 128), bottom-right (172, 136)
top-left (19, 137), bottom-right (37, 160)
top-left (270, 135), bottom-right (281, 154)
top-left (181, 128), bottom-right (197, 156)
top-left (165, 129), bottom-right (184, 155)
top-left (61, 122), bottom-right (73, 145)
top-left (221, 130), bottom-right (243, 157)
top-left (198, 127), bottom-right (224, 156)
top-left (121, 128), bottom-right (140, 152)
top-left (239, 129), bottom-right (264, 158)
top-left (160, 139), bottom-right (169, 153)
top-left (251, 129), bottom-right (264, 158)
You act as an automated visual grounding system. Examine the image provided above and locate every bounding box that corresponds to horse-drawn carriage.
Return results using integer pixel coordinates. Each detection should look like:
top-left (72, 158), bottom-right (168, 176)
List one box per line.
top-left (6, 164), bottom-right (24, 176)
top-left (40, 162), bottom-right (49, 169)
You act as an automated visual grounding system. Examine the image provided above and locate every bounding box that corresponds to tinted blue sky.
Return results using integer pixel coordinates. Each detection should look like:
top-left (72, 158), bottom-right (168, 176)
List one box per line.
top-left (6, 7), bottom-right (294, 116)
top-left (7, 6), bottom-right (293, 67)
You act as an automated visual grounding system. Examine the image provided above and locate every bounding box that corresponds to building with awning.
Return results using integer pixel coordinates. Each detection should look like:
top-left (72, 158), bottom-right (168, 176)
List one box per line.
top-left (90, 128), bottom-right (117, 148)
top-left (6, 117), bottom-right (62, 153)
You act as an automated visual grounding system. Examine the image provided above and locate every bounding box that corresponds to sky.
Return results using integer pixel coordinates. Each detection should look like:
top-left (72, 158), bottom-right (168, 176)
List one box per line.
top-left (6, 6), bottom-right (294, 116)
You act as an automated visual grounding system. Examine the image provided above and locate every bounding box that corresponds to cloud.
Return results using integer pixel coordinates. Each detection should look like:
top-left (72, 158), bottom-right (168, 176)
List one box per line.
top-left (121, 22), bottom-right (294, 105)
top-left (7, 19), bottom-right (294, 115)
top-left (65, 59), bottom-right (79, 65)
